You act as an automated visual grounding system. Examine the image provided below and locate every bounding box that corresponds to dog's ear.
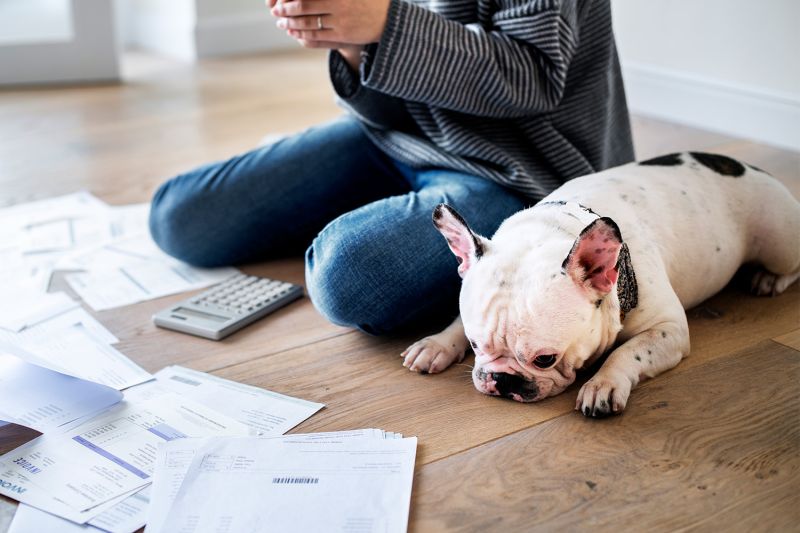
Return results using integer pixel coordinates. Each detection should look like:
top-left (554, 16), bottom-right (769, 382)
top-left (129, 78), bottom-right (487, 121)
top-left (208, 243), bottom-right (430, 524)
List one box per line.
top-left (562, 217), bottom-right (624, 295)
top-left (432, 204), bottom-right (486, 278)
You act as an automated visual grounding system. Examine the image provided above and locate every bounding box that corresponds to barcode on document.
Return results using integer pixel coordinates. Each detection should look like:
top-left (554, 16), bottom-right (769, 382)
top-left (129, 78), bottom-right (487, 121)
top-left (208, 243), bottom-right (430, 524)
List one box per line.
top-left (272, 476), bottom-right (319, 484)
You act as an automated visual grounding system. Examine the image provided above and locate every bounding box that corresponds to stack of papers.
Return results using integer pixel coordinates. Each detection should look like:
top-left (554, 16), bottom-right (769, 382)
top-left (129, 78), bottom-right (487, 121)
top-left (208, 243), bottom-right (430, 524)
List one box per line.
top-left (0, 192), bottom-right (238, 315)
top-left (147, 431), bottom-right (417, 533)
top-left (3, 366), bottom-right (325, 533)
top-left (0, 351), bottom-right (123, 451)
top-left (0, 307), bottom-right (152, 391)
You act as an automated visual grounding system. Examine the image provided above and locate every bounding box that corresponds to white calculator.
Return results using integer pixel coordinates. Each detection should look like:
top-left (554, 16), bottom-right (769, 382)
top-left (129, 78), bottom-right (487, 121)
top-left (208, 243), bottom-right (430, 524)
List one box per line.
top-left (152, 273), bottom-right (304, 340)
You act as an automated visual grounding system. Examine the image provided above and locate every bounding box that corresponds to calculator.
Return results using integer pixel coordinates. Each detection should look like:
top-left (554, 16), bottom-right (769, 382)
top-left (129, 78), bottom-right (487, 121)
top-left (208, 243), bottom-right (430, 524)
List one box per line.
top-left (152, 274), bottom-right (304, 340)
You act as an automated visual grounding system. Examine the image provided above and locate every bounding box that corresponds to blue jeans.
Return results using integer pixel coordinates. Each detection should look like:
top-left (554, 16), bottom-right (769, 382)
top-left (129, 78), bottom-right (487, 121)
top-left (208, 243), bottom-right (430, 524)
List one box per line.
top-left (149, 117), bottom-right (529, 334)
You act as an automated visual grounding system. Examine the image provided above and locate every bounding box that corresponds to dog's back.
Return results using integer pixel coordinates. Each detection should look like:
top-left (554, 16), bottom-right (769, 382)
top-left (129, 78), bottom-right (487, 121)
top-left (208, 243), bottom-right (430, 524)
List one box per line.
top-left (533, 152), bottom-right (800, 308)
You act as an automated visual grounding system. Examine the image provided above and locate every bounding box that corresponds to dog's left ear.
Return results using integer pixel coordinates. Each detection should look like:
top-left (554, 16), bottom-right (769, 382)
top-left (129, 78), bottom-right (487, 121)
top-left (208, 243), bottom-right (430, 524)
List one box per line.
top-left (562, 217), bottom-right (624, 295)
top-left (432, 204), bottom-right (487, 278)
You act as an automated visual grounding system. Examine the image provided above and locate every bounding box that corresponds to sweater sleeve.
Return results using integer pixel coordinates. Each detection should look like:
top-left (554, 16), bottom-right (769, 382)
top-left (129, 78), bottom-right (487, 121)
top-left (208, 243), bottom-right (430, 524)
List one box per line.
top-left (328, 49), bottom-right (420, 132)
top-left (362, 0), bottom-right (580, 118)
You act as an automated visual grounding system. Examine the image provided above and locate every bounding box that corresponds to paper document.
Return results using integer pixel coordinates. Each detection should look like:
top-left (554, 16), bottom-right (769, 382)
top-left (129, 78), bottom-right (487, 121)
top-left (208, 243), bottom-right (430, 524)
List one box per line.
top-left (145, 430), bottom-right (403, 533)
top-left (80, 370), bottom-right (323, 533)
top-left (0, 308), bottom-right (149, 390)
top-left (0, 192), bottom-right (111, 255)
top-left (9, 503), bottom-right (94, 533)
top-left (150, 435), bottom-right (417, 533)
top-left (0, 392), bottom-right (249, 522)
top-left (0, 287), bottom-right (78, 333)
top-left (64, 233), bottom-right (238, 311)
top-left (0, 352), bottom-right (122, 434)
top-left (155, 366), bottom-right (324, 436)
top-left (3, 368), bottom-right (324, 532)
top-left (8, 432), bottom-right (398, 533)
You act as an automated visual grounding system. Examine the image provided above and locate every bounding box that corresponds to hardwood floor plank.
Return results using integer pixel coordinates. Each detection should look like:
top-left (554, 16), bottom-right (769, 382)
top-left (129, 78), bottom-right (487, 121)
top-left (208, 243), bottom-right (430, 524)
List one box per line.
top-left (773, 329), bottom-right (800, 351)
top-left (408, 340), bottom-right (800, 532)
top-left (0, 50), bottom-right (339, 208)
top-left (629, 115), bottom-right (739, 160)
top-left (685, 282), bottom-right (800, 370)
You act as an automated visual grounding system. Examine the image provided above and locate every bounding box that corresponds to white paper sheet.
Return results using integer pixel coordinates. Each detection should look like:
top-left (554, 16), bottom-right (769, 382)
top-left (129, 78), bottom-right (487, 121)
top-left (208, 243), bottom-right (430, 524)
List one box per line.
top-left (0, 192), bottom-right (111, 254)
top-left (0, 288), bottom-right (78, 333)
top-left (0, 392), bottom-right (249, 521)
top-left (144, 430), bottom-right (401, 533)
top-left (150, 435), bottom-right (417, 533)
top-left (65, 260), bottom-right (238, 311)
top-left (62, 232), bottom-right (238, 311)
top-left (0, 352), bottom-right (122, 433)
top-left (0, 309), bottom-right (149, 390)
top-left (9, 504), bottom-right (94, 533)
top-left (155, 366), bottom-right (324, 436)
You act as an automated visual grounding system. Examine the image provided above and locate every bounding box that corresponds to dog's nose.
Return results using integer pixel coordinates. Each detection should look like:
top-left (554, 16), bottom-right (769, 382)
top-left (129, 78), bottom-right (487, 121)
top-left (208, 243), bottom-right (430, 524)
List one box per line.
top-left (491, 372), bottom-right (539, 401)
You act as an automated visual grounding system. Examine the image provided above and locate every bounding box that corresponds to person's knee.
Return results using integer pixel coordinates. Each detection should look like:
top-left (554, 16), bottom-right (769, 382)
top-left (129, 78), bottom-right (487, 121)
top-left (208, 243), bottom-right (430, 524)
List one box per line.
top-left (149, 177), bottom-right (220, 267)
top-left (304, 228), bottom-right (400, 335)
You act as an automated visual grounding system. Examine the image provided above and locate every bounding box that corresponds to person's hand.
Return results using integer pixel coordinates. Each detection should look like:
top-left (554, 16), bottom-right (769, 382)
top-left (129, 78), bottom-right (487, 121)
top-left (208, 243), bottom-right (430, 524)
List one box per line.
top-left (335, 45), bottom-right (363, 72)
top-left (271, 0), bottom-right (392, 46)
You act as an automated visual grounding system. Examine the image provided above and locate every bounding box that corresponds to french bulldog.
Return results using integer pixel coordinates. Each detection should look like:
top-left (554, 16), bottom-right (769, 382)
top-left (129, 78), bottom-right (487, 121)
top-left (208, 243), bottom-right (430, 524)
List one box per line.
top-left (401, 152), bottom-right (800, 417)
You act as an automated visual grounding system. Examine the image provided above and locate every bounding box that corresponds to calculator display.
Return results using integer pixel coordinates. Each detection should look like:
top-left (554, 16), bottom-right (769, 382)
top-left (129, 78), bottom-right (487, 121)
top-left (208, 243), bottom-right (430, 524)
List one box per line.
top-left (172, 307), bottom-right (229, 323)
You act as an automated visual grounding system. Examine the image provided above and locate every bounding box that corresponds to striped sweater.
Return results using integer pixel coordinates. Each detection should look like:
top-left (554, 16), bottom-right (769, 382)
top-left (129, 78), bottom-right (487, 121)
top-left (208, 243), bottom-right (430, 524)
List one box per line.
top-left (329, 0), bottom-right (635, 199)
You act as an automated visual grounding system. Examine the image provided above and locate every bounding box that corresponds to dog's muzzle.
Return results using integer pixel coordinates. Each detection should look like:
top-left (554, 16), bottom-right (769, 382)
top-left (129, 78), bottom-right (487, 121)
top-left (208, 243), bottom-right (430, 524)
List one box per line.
top-left (476, 369), bottom-right (540, 402)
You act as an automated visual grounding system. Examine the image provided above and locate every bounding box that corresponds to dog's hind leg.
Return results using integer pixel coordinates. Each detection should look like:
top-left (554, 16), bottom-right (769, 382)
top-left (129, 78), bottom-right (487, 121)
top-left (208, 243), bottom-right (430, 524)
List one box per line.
top-left (745, 174), bottom-right (800, 296)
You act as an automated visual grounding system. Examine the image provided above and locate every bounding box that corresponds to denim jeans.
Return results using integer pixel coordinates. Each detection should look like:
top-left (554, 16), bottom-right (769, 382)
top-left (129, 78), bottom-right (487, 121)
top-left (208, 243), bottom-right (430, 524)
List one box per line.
top-left (149, 117), bottom-right (529, 334)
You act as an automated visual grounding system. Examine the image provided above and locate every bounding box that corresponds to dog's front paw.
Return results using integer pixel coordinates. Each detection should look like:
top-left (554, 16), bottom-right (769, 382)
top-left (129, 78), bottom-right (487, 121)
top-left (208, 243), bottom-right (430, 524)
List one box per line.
top-left (401, 336), bottom-right (466, 374)
top-left (575, 372), bottom-right (632, 418)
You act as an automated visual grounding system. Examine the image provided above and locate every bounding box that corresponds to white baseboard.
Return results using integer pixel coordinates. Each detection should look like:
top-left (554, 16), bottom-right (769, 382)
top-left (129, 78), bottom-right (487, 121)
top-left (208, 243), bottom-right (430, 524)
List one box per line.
top-left (621, 62), bottom-right (800, 152)
top-left (194, 11), bottom-right (296, 59)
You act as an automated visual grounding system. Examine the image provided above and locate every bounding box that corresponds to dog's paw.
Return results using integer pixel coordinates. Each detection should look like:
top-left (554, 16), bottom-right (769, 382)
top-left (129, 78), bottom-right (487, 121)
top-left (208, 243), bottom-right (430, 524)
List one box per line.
top-left (401, 336), bottom-right (465, 374)
top-left (575, 372), bottom-right (632, 418)
top-left (750, 269), bottom-right (800, 297)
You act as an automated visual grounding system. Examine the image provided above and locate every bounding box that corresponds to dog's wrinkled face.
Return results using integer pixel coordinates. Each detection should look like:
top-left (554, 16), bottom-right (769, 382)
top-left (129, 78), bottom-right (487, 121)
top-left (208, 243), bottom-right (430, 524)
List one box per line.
top-left (433, 204), bottom-right (626, 402)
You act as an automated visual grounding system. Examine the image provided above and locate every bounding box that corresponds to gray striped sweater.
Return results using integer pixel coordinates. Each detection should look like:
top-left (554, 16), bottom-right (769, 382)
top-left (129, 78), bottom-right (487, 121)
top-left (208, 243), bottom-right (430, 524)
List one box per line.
top-left (329, 0), bottom-right (634, 199)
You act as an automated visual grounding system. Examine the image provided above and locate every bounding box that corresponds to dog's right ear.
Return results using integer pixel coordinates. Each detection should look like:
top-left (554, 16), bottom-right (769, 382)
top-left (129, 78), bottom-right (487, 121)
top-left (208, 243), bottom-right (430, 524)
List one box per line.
top-left (432, 204), bottom-right (486, 278)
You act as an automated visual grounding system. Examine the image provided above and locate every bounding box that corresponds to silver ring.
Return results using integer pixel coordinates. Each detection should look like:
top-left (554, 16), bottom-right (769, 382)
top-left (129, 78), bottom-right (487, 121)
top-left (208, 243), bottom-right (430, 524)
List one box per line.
top-left (317, 15), bottom-right (323, 30)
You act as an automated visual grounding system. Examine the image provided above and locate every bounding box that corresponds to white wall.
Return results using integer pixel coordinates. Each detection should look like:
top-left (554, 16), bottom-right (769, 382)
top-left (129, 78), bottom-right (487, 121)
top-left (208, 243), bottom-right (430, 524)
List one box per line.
top-left (612, 0), bottom-right (800, 150)
top-left (116, 0), bottom-right (294, 61)
top-left (611, 0), bottom-right (800, 151)
top-left (0, 0), bottom-right (119, 85)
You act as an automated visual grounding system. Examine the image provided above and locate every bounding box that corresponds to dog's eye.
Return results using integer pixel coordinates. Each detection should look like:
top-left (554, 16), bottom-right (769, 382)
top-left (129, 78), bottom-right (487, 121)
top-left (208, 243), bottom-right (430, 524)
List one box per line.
top-left (533, 354), bottom-right (557, 368)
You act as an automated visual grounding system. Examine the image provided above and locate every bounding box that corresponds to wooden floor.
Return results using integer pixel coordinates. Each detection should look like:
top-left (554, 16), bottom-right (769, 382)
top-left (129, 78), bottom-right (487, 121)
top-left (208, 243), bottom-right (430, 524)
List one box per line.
top-left (1, 50), bottom-right (799, 532)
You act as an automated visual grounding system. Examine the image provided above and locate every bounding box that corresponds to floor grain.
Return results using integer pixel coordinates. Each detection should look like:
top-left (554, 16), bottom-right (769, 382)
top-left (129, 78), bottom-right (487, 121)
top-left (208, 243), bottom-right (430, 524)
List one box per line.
top-left (408, 341), bottom-right (800, 532)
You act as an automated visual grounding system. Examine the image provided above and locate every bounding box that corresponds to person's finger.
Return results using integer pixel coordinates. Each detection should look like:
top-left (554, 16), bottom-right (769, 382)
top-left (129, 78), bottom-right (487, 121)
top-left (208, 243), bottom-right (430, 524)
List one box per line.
top-left (272, 0), bottom-right (330, 17)
top-left (296, 38), bottom-right (345, 49)
top-left (288, 28), bottom-right (338, 42)
top-left (277, 15), bottom-right (330, 31)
